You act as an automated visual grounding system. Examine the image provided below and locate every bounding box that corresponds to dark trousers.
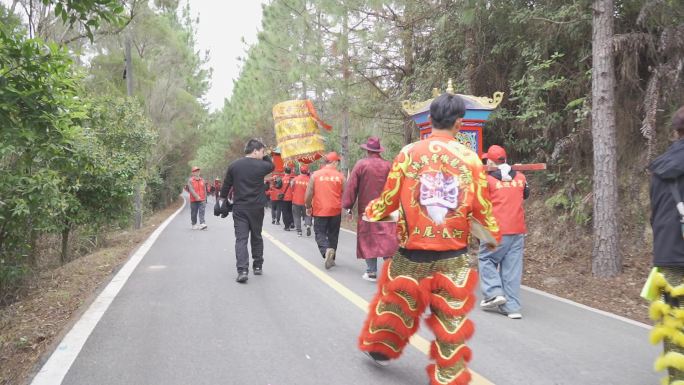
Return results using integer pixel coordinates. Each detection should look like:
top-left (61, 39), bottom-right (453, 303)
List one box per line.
top-left (281, 201), bottom-right (294, 229)
top-left (233, 207), bottom-right (265, 273)
top-left (313, 215), bottom-right (341, 258)
top-left (292, 204), bottom-right (312, 232)
top-left (190, 201), bottom-right (206, 225)
top-left (271, 200), bottom-right (282, 223)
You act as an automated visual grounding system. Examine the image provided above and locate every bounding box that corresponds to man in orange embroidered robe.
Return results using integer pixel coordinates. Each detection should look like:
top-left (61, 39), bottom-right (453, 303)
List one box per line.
top-left (342, 136), bottom-right (398, 282)
top-left (357, 94), bottom-right (500, 385)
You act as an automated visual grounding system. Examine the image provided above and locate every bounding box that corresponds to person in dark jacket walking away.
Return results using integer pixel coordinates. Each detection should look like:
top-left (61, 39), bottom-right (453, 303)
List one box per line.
top-left (214, 177), bottom-right (221, 199)
top-left (281, 166), bottom-right (295, 231)
top-left (478, 145), bottom-right (529, 320)
top-left (647, 106), bottom-right (684, 384)
top-left (305, 152), bottom-right (345, 269)
top-left (292, 164), bottom-right (312, 237)
top-left (187, 166), bottom-right (207, 230)
top-left (220, 139), bottom-right (275, 283)
top-left (270, 171), bottom-right (285, 225)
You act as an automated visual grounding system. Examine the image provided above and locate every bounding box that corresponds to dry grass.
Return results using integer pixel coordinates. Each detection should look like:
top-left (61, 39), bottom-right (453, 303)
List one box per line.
top-left (522, 196), bottom-right (651, 324)
top-left (0, 200), bottom-right (182, 385)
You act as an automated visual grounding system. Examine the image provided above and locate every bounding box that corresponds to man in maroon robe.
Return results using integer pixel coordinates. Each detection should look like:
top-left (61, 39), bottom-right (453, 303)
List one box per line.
top-left (342, 137), bottom-right (399, 282)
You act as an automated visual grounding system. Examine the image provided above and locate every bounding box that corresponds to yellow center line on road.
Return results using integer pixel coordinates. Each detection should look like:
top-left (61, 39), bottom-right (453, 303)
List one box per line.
top-left (263, 230), bottom-right (495, 385)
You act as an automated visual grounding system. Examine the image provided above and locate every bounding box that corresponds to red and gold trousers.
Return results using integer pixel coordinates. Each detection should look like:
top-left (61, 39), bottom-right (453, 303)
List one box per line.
top-left (650, 266), bottom-right (684, 385)
top-left (358, 253), bottom-right (477, 385)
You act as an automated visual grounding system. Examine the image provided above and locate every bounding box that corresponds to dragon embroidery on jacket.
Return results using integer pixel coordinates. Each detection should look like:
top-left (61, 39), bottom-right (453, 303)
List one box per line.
top-left (419, 172), bottom-right (459, 225)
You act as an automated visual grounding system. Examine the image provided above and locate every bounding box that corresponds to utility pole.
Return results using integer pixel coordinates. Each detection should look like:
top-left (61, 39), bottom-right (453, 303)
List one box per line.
top-left (125, 37), bottom-right (143, 230)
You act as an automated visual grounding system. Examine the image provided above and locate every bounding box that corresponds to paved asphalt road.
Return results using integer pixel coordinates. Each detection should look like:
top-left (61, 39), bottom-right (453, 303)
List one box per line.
top-left (51, 198), bottom-right (660, 385)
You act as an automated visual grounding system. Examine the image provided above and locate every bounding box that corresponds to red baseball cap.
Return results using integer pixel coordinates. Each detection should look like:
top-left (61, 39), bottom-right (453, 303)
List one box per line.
top-left (191, 166), bottom-right (200, 172)
top-left (325, 152), bottom-right (341, 162)
top-left (486, 145), bottom-right (507, 162)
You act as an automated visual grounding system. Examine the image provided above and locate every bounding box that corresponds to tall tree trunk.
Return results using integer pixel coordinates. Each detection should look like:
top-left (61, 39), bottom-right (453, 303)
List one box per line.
top-left (60, 224), bottom-right (70, 264)
top-left (28, 224), bottom-right (38, 267)
top-left (315, 9), bottom-right (322, 104)
top-left (340, 11), bottom-right (350, 174)
top-left (401, 9), bottom-right (416, 145)
top-left (464, 23), bottom-right (477, 95)
top-left (591, 0), bottom-right (621, 277)
top-left (126, 36), bottom-right (144, 230)
top-left (0, 223), bottom-right (6, 254)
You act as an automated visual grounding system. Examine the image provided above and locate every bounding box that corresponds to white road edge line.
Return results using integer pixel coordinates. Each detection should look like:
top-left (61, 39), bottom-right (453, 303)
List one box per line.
top-left (339, 226), bottom-right (652, 330)
top-left (30, 197), bottom-right (187, 385)
top-left (520, 284), bottom-right (651, 329)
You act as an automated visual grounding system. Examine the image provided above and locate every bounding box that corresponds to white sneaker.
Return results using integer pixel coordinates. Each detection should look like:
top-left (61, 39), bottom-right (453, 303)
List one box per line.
top-left (507, 312), bottom-right (522, 320)
top-left (324, 248), bottom-right (335, 270)
top-left (362, 272), bottom-right (377, 282)
top-left (199, 223), bottom-right (207, 230)
top-left (191, 224), bottom-right (199, 230)
top-left (480, 295), bottom-right (507, 310)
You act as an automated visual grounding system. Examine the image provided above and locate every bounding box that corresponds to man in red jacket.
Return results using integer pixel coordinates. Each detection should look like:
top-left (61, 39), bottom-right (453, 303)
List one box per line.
top-left (357, 94), bottom-right (499, 385)
top-left (292, 164), bottom-right (312, 237)
top-left (306, 152), bottom-right (345, 269)
top-left (187, 166), bottom-right (207, 230)
top-left (478, 145), bottom-right (529, 320)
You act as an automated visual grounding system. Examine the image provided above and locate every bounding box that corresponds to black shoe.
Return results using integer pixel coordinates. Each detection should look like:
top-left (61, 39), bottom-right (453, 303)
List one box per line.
top-left (254, 267), bottom-right (263, 275)
top-left (272, 220), bottom-right (275, 224)
top-left (306, 227), bottom-right (311, 237)
top-left (284, 227), bottom-right (290, 231)
top-left (363, 351), bottom-right (390, 367)
top-left (236, 272), bottom-right (248, 283)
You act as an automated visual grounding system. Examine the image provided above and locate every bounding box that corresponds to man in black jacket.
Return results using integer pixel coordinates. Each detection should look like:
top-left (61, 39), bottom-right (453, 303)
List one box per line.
top-left (648, 105), bottom-right (684, 383)
top-left (220, 139), bottom-right (275, 283)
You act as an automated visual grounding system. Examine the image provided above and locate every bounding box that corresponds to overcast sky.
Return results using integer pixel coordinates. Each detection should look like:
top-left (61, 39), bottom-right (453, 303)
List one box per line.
top-left (188, 0), bottom-right (267, 111)
top-left (1, 0), bottom-right (264, 111)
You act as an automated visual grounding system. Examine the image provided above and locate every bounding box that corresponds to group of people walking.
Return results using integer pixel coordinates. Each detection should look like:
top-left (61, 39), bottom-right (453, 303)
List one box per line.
top-left (264, 137), bottom-right (401, 279)
top-left (193, 93), bottom-right (534, 385)
top-left (186, 100), bottom-right (684, 385)
top-left (267, 163), bottom-right (312, 237)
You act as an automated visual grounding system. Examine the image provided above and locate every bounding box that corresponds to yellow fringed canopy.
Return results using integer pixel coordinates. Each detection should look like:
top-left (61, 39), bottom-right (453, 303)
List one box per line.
top-left (272, 100), bottom-right (331, 164)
